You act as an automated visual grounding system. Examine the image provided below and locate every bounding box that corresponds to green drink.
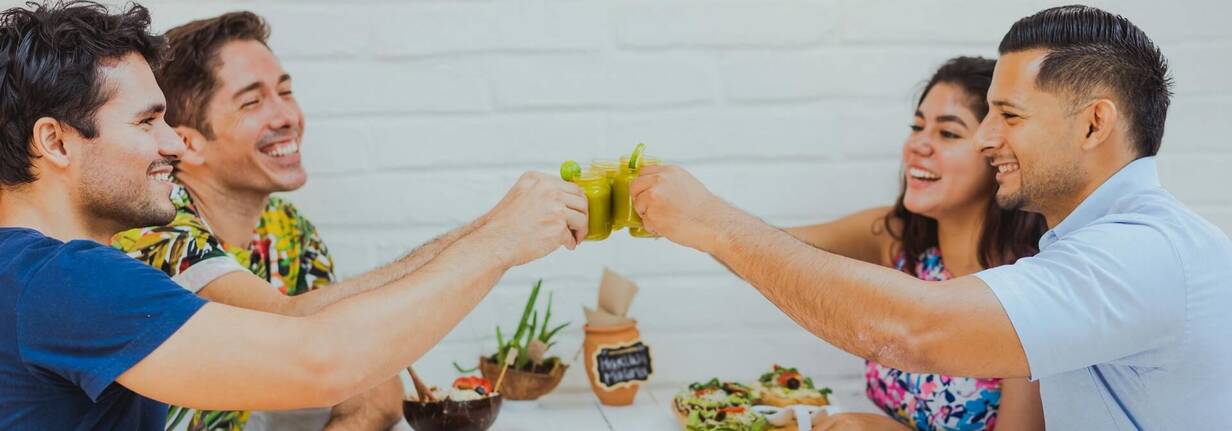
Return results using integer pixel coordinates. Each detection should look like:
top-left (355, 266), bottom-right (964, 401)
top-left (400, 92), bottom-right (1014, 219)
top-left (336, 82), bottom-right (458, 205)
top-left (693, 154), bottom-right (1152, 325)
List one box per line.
top-left (573, 170), bottom-right (613, 241)
top-left (612, 154), bottom-right (660, 232)
top-left (591, 159), bottom-right (619, 184)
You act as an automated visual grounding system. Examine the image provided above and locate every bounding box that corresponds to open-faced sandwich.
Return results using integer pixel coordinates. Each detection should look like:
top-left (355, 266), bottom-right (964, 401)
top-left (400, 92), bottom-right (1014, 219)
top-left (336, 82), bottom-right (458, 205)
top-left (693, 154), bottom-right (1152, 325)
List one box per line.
top-left (672, 378), bottom-right (769, 431)
top-left (752, 365), bottom-right (832, 408)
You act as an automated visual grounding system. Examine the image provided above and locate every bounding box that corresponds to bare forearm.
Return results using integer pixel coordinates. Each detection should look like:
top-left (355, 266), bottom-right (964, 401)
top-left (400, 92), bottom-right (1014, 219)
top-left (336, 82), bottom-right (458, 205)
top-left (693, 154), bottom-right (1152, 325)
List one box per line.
top-left (284, 221), bottom-right (484, 316)
top-left (704, 206), bottom-right (1024, 377)
top-left (307, 229), bottom-right (510, 401)
top-left (708, 208), bottom-right (929, 369)
top-left (340, 220), bottom-right (482, 293)
top-left (324, 376), bottom-right (404, 431)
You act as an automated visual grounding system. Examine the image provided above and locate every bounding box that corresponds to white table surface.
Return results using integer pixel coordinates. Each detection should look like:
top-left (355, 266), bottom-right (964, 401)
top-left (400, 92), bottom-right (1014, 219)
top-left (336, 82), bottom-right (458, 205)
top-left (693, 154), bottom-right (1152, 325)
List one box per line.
top-left (394, 385), bottom-right (874, 431)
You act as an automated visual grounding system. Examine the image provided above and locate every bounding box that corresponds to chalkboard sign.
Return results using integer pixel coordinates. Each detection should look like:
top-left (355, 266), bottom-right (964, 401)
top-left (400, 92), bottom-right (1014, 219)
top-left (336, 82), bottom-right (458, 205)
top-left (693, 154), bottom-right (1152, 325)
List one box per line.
top-left (591, 341), bottom-right (653, 389)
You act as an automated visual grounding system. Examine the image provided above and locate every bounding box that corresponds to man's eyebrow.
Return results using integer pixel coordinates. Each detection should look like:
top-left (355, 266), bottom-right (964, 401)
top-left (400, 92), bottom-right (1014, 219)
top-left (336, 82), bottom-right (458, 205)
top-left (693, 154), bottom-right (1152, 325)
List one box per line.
top-left (232, 75), bottom-right (293, 99)
top-left (232, 81), bottom-right (262, 99)
top-left (135, 103), bottom-right (165, 118)
top-left (991, 100), bottom-right (1026, 111)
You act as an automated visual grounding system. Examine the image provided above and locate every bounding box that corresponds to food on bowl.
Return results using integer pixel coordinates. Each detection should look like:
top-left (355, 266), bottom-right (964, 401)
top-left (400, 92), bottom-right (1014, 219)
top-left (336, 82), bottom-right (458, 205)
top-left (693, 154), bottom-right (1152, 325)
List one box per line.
top-left (423, 376), bottom-right (494, 402)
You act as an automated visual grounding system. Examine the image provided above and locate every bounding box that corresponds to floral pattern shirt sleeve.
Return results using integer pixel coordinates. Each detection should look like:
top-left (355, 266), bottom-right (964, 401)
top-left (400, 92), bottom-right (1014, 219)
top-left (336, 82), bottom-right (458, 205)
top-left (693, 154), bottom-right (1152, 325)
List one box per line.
top-left (111, 187), bottom-right (245, 293)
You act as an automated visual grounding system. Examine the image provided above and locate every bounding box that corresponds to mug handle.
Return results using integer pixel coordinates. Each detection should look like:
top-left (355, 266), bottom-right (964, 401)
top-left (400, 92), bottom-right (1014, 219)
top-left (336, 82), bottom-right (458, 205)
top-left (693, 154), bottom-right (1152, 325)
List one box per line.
top-left (799, 404), bottom-right (847, 431)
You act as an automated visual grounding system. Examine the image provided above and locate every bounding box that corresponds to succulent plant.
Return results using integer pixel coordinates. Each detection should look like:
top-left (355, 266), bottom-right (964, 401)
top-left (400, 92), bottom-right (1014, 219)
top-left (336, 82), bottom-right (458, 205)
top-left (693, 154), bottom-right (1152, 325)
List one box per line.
top-left (454, 279), bottom-right (569, 374)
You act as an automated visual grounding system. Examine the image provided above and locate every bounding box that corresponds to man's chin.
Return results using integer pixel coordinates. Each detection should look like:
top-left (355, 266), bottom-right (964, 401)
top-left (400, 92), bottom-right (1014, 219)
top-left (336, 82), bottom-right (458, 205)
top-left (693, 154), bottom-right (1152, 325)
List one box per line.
top-left (995, 189), bottom-right (1026, 210)
top-left (133, 204), bottom-right (177, 228)
top-left (271, 173), bottom-right (308, 193)
top-left (255, 165), bottom-right (308, 193)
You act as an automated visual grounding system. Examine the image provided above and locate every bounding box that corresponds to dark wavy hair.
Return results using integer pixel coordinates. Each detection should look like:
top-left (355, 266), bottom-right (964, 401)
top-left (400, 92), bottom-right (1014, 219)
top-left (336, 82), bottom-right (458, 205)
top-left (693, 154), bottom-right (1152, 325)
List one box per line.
top-left (885, 56), bottom-right (1047, 276)
top-left (0, 0), bottom-right (164, 187)
top-left (157, 11), bottom-right (270, 139)
top-left (999, 5), bottom-right (1172, 158)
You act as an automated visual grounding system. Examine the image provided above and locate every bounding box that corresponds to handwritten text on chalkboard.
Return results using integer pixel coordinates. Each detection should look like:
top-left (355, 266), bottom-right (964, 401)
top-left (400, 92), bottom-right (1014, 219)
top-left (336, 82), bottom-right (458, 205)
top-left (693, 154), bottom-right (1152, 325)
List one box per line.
top-left (592, 341), bottom-right (653, 389)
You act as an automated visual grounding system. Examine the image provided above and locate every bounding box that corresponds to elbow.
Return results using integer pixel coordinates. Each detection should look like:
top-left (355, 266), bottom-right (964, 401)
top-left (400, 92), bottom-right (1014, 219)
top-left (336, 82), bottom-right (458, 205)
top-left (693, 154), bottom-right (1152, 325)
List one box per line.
top-left (296, 334), bottom-right (364, 407)
top-left (866, 314), bottom-right (943, 374)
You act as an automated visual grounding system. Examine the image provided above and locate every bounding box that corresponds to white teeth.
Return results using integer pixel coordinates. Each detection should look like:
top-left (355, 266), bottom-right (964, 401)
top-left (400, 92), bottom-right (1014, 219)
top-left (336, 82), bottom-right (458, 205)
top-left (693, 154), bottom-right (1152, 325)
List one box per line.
top-left (908, 167), bottom-right (940, 180)
top-left (997, 163), bottom-right (1020, 174)
top-left (151, 172), bottom-right (172, 182)
top-left (265, 143), bottom-right (299, 157)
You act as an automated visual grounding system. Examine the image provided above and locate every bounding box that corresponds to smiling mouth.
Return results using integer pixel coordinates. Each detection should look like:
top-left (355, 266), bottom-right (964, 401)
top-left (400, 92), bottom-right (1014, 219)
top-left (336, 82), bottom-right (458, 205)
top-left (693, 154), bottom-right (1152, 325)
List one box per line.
top-left (908, 167), bottom-right (940, 182)
top-left (147, 161), bottom-right (176, 183)
top-left (260, 141), bottom-right (300, 158)
top-left (994, 162), bottom-right (1020, 174)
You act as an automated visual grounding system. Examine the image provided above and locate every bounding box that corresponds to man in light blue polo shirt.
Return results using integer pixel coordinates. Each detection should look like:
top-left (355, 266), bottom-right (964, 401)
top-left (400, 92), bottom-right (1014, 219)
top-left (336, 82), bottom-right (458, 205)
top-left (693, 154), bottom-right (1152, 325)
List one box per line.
top-left (631, 5), bottom-right (1232, 430)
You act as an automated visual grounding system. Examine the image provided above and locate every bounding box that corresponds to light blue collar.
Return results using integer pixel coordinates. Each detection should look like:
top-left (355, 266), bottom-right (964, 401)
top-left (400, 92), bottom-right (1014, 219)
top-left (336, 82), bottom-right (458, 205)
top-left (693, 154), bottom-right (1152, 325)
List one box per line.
top-left (1042, 157), bottom-right (1161, 247)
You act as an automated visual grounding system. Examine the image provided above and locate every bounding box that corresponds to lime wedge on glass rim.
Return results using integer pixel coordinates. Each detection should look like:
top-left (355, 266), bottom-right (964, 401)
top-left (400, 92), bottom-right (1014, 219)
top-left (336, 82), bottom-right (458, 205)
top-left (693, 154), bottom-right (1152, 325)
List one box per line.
top-left (559, 160), bottom-right (582, 181)
top-left (628, 143), bottom-right (646, 170)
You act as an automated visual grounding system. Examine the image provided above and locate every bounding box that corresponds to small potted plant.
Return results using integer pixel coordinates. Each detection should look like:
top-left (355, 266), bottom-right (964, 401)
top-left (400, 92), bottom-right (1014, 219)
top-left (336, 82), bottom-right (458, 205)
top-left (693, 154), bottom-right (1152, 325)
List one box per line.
top-left (466, 280), bottom-right (570, 401)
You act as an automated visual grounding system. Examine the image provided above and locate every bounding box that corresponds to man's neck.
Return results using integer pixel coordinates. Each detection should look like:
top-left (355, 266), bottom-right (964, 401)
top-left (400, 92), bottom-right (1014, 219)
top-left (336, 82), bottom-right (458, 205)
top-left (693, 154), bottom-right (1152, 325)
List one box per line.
top-left (177, 172), bottom-right (269, 249)
top-left (935, 202), bottom-right (987, 277)
top-left (1039, 153), bottom-right (1137, 229)
top-left (0, 183), bottom-right (115, 244)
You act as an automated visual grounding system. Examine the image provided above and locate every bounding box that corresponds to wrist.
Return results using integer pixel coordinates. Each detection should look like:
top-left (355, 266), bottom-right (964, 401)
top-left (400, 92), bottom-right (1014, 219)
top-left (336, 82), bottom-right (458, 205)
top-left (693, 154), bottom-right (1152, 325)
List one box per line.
top-left (703, 202), bottom-right (749, 256)
top-left (465, 224), bottom-right (517, 270)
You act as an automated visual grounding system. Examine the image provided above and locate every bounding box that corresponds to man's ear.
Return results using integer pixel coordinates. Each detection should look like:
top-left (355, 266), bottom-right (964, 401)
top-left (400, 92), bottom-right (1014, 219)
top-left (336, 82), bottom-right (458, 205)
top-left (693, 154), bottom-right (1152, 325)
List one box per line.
top-left (174, 126), bottom-right (208, 166)
top-left (31, 117), bottom-right (73, 169)
top-left (1079, 98), bottom-right (1120, 152)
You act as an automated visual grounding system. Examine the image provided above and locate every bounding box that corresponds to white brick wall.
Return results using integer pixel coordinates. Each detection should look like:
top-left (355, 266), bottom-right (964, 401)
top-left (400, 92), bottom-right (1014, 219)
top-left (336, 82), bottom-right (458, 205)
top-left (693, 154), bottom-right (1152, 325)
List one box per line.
top-left (117, 0), bottom-right (1232, 410)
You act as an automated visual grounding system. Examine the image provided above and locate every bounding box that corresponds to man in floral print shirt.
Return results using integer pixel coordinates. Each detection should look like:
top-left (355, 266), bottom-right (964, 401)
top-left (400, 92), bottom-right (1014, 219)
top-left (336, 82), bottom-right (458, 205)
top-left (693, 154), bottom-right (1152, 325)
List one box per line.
top-left (113, 12), bottom-right (405, 431)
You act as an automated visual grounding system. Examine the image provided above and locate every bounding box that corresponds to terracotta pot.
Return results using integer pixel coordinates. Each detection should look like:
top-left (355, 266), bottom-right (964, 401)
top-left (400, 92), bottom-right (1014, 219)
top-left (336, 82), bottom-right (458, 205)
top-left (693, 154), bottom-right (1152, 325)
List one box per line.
top-left (478, 357), bottom-right (567, 401)
top-left (583, 321), bottom-right (651, 406)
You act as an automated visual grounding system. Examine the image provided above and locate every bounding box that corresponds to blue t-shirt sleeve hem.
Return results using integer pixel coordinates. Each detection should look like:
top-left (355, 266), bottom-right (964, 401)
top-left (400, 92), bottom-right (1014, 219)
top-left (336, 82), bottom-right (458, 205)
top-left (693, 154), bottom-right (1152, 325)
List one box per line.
top-left (974, 266), bottom-right (1053, 381)
top-left (80, 295), bottom-right (206, 401)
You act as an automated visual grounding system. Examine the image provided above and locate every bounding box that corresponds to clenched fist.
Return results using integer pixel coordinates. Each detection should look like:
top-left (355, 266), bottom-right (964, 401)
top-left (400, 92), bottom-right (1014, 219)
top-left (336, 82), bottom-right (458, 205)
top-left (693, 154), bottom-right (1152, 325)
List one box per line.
top-left (629, 165), bottom-right (735, 253)
top-left (476, 171), bottom-right (589, 267)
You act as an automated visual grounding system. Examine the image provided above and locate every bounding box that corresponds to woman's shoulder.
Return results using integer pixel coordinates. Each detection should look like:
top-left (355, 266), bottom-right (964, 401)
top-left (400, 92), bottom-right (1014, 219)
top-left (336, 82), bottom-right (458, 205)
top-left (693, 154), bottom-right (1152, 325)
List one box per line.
top-left (856, 206), bottom-right (901, 267)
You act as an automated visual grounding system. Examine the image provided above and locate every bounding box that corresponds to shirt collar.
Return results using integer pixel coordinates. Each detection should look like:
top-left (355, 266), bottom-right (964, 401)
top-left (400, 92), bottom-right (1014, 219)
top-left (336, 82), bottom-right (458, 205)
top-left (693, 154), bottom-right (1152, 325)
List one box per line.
top-left (1042, 157), bottom-right (1161, 246)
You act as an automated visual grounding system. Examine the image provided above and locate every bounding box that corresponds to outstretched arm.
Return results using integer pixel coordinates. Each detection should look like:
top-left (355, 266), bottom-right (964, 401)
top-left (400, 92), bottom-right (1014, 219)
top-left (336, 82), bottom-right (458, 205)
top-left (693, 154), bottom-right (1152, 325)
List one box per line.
top-left (118, 172), bottom-right (590, 411)
top-left (632, 165), bottom-right (1028, 378)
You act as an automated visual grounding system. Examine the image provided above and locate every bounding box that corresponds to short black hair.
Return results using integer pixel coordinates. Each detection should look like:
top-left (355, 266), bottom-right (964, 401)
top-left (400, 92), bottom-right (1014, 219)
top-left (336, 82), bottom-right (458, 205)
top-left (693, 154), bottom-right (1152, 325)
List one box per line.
top-left (999, 4), bottom-right (1173, 157)
top-left (0, 0), bottom-right (165, 187)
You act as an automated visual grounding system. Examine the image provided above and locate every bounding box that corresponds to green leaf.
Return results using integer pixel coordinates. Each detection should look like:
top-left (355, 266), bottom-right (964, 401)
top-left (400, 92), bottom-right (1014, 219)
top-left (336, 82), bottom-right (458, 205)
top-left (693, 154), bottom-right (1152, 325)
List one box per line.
top-left (526, 310), bottom-right (539, 351)
top-left (510, 280), bottom-right (542, 347)
top-left (453, 361), bottom-right (478, 374)
top-left (539, 291), bottom-right (555, 340)
top-left (542, 322), bottom-right (570, 343)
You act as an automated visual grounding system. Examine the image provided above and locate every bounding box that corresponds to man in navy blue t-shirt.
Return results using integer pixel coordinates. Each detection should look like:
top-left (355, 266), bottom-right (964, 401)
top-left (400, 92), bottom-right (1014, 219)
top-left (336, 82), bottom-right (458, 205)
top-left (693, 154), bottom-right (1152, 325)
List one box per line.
top-left (0, 2), bottom-right (590, 429)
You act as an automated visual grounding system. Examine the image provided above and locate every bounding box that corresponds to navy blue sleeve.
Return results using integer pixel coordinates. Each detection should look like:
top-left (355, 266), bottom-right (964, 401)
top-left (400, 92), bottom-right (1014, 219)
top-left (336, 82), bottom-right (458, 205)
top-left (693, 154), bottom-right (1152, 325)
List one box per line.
top-left (16, 240), bottom-right (206, 401)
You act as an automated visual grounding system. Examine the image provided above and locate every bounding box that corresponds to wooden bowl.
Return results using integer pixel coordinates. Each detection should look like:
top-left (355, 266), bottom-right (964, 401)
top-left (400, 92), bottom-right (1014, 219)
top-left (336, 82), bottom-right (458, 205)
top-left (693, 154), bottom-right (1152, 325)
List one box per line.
top-left (402, 394), bottom-right (502, 431)
top-left (478, 356), bottom-right (568, 401)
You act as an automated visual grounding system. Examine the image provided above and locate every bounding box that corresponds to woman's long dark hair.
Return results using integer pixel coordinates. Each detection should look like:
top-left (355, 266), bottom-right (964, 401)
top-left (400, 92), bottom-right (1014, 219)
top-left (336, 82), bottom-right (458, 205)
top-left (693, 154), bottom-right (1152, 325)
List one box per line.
top-left (886, 57), bottom-right (1047, 276)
